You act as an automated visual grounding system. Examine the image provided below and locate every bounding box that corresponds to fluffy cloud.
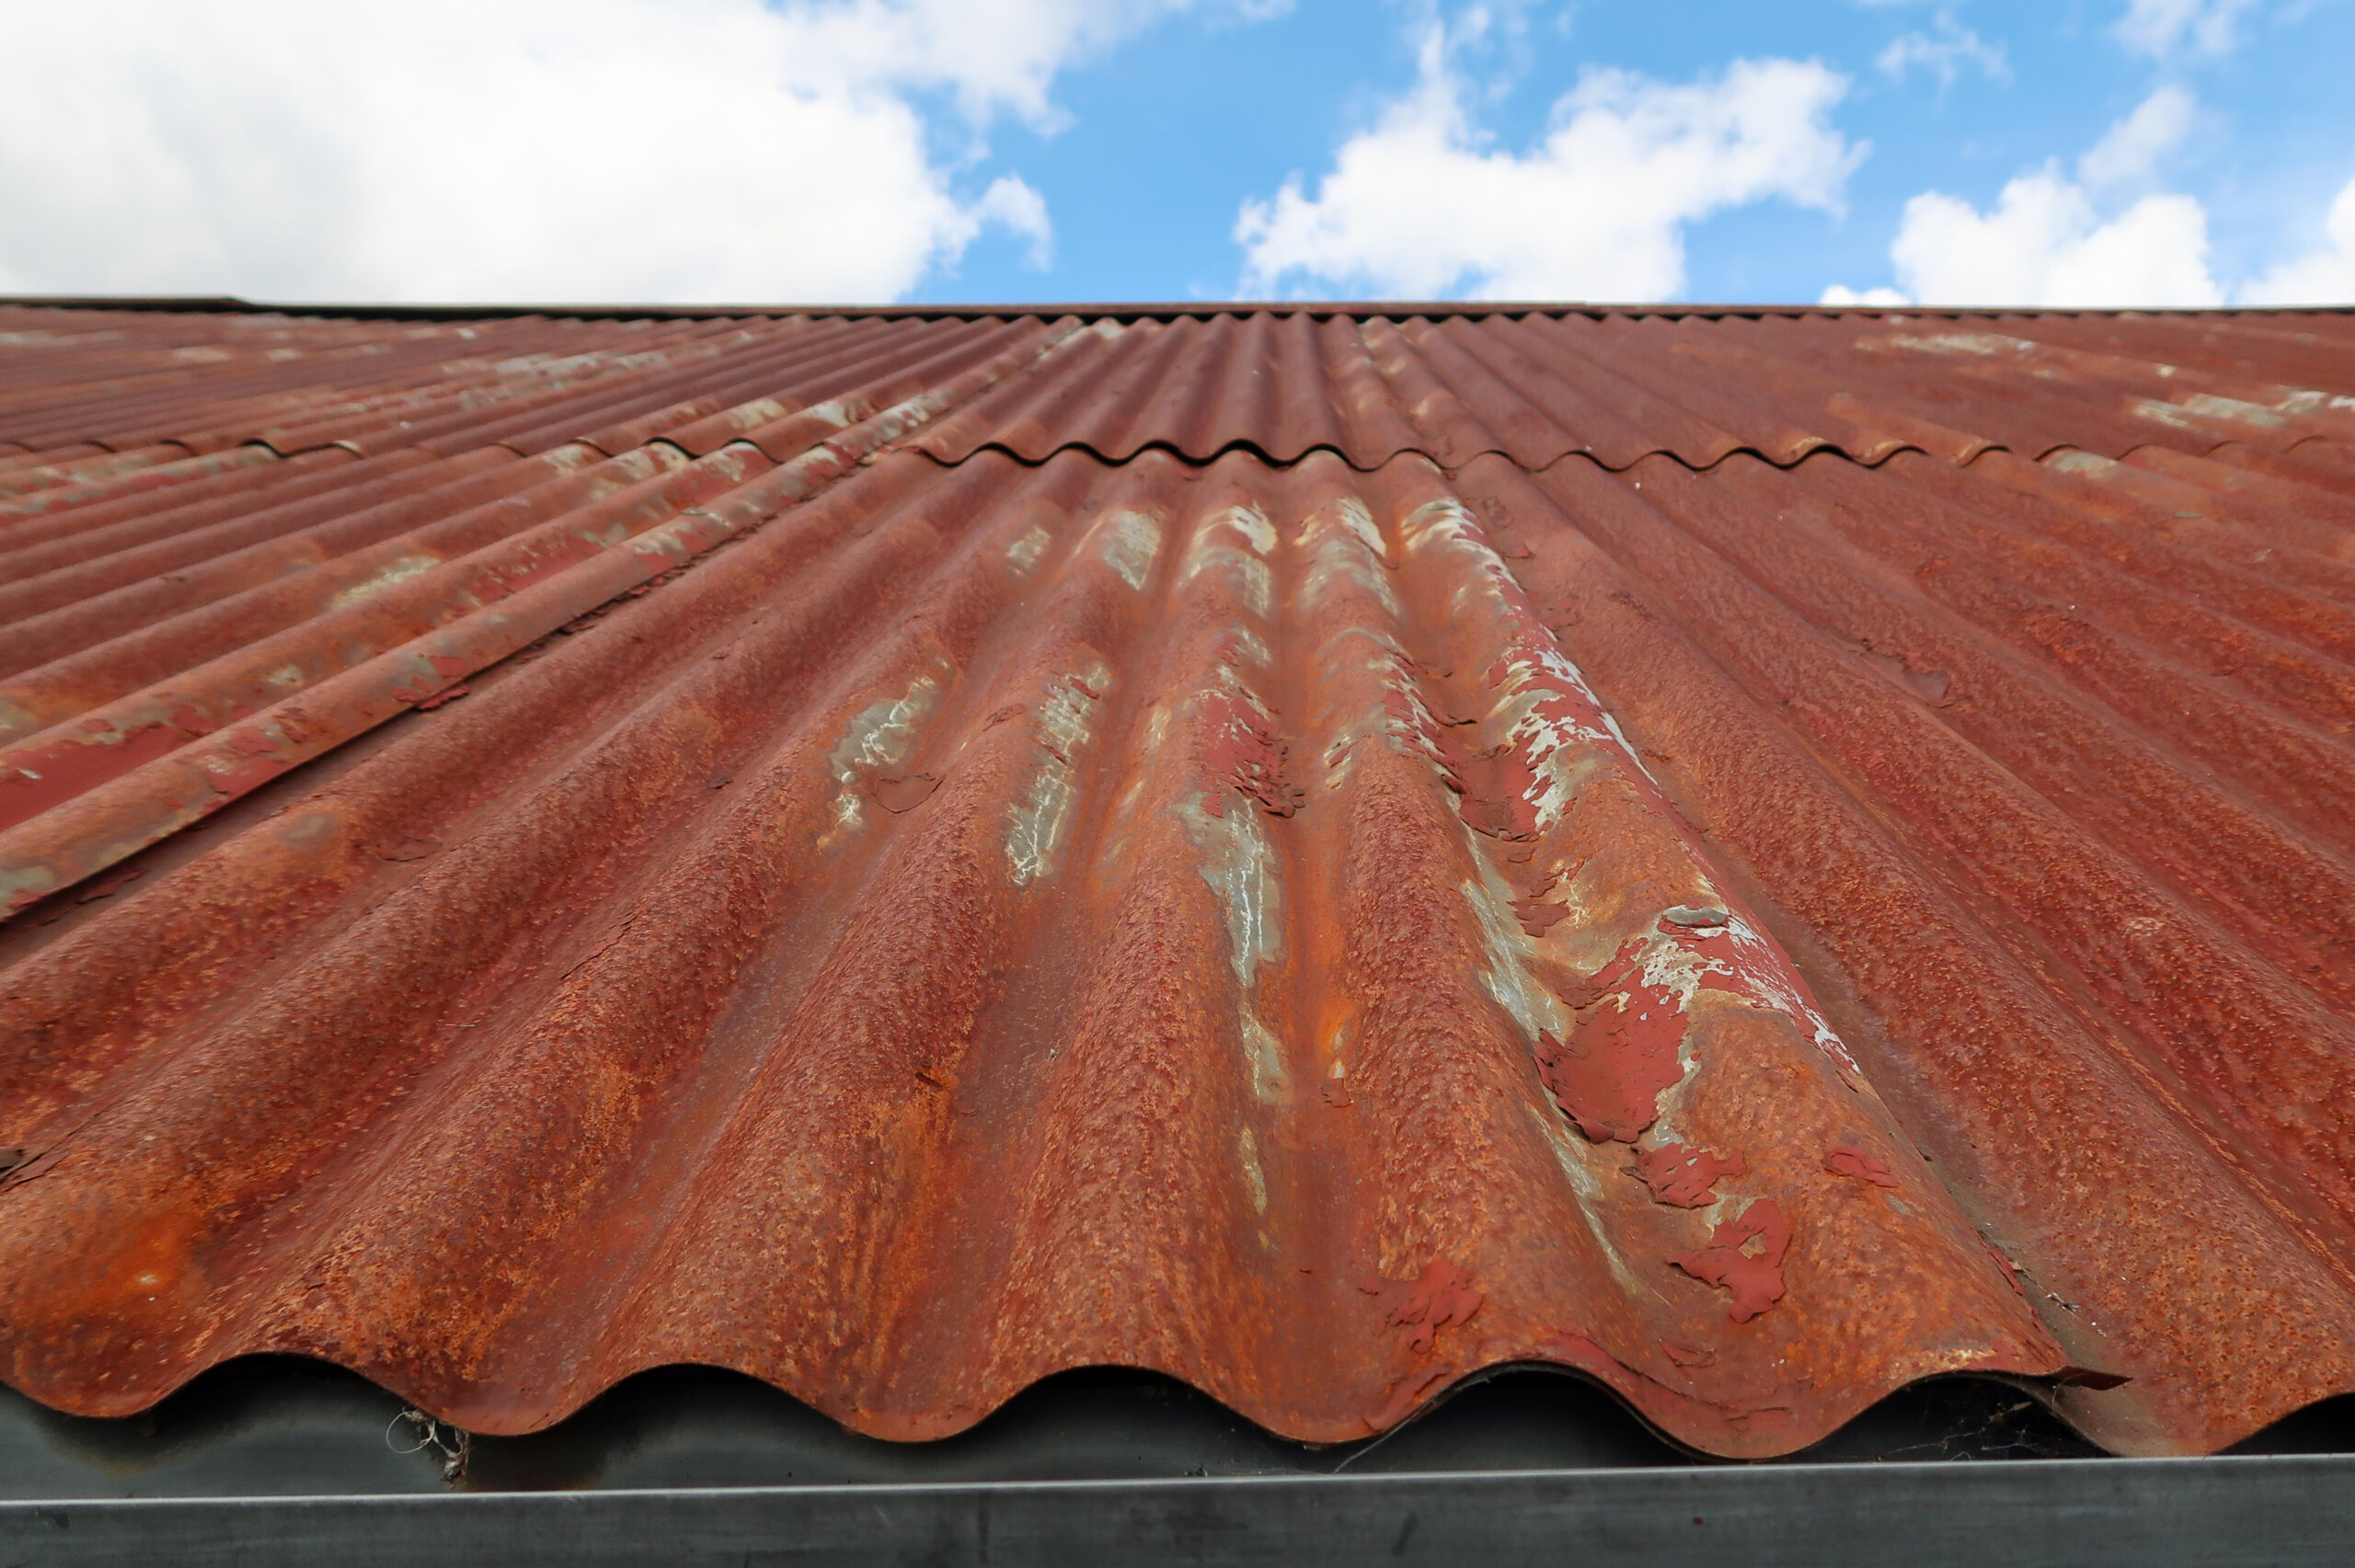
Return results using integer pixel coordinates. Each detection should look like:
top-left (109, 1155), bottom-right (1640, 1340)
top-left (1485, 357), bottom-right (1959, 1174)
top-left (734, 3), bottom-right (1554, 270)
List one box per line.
top-left (1876, 15), bottom-right (2010, 89)
top-left (1887, 175), bottom-right (2222, 305)
top-left (2076, 84), bottom-right (2197, 189)
top-left (1820, 89), bottom-right (2223, 306)
top-left (2240, 173), bottom-right (2355, 304)
top-left (0, 0), bottom-right (1229, 303)
top-left (1234, 31), bottom-right (1864, 301)
top-left (2112, 0), bottom-right (2259, 56)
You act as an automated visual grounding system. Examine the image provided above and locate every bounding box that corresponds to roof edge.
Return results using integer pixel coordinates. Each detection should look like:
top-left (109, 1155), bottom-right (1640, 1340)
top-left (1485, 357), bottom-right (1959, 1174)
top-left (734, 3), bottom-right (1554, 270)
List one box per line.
top-left (5, 292), bottom-right (2355, 324)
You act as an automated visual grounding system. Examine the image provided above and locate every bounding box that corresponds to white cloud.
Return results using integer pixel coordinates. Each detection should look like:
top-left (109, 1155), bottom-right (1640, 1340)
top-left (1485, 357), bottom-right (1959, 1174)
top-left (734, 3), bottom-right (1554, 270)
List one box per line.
top-left (2240, 172), bottom-right (2355, 303)
top-left (1234, 31), bottom-right (1864, 301)
top-left (2113, 0), bottom-right (2259, 55)
top-left (1876, 15), bottom-right (2011, 88)
top-left (1888, 173), bottom-right (2222, 304)
top-left (970, 177), bottom-right (1057, 271)
top-left (1820, 284), bottom-right (1911, 305)
top-left (0, 0), bottom-right (1235, 303)
top-left (1820, 90), bottom-right (2223, 306)
top-left (2077, 85), bottom-right (2197, 189)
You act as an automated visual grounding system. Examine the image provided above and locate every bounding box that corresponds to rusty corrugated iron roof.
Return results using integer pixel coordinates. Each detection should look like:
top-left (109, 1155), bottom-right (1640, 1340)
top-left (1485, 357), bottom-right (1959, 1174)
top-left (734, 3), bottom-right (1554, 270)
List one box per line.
top-left (1, 300), bottom-right (2350, 1461)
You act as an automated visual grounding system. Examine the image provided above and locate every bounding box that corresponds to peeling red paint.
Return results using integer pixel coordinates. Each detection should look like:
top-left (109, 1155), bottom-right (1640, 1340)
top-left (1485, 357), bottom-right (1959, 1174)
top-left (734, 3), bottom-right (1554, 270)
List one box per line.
top-left (1362, 1260), bottom-right (1484, 1354)
top-left (1196, 690), bottom-right (1302, 818)
top-left (1533, 940), bottom-right (1690, 1143)
top-left (1632, 1141), bottom-right (1748, 1208)
top-left (1670, 1200), bottom-right (1792, 1322)
top-left (1824, 1147), bottom-right (1900, 1188)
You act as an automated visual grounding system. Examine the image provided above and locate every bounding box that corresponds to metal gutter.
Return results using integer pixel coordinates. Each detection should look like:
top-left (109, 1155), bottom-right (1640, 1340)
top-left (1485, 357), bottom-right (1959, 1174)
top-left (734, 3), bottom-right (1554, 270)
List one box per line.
top-left (6, 1456), bottom-right (2355, 1566)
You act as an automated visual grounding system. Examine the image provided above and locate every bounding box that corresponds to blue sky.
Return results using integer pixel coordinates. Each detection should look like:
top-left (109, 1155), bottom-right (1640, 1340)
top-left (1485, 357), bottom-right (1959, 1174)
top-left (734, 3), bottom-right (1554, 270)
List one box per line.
top-left (924, 0), bottom-right (2355, 304)
top-left (4, 0), bottom-right (2350, 306)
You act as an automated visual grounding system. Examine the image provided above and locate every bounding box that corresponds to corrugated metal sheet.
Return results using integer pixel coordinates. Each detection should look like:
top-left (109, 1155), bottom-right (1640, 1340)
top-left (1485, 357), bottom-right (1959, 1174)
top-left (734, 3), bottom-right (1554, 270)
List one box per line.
top-left (2, 300), bottom-right (2352, 1463)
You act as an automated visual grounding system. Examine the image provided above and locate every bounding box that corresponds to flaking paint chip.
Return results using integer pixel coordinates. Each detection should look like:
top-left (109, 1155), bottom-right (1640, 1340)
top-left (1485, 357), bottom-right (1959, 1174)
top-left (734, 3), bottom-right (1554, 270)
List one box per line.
top-left (872, 773), bottom-right (941, 813)
top-left (75, 867), bottom-right (144, 904)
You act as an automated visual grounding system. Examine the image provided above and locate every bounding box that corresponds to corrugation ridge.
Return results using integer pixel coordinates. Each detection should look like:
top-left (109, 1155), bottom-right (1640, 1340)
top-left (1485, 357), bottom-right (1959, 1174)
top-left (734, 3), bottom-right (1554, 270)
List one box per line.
top-left (0, 448), bottom-right (2066, 1461)
top-left (1484, 450), bottom-right (2355, 1456)
top-left (0, 316), bottom-right (1081, 910)
top-left (3, 301), bottom-right (2353, 1466)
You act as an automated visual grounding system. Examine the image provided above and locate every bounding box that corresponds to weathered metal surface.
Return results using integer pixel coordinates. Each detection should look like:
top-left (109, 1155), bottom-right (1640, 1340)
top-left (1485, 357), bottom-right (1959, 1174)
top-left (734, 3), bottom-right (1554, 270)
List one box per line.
top-left (0, 300), bottom-right (2350, 1465)
top-left (906, 308), bottom-right (2355, 471)
top-left (0, 433), bottom-right (2071, 1459)
top-left (1459, 440), bottom-right (2355, 1457)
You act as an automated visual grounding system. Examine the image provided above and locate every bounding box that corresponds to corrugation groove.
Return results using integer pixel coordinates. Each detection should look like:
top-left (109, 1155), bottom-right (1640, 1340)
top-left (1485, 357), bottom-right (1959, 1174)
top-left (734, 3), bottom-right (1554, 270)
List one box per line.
top-left (0, 301), bottom-right (2351, 1464)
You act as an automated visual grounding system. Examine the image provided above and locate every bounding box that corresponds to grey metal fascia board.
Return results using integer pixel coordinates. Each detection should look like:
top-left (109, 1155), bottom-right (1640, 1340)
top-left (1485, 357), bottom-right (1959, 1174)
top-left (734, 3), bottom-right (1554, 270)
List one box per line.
top-left (4, 1456), bottom-right (2350, 1567)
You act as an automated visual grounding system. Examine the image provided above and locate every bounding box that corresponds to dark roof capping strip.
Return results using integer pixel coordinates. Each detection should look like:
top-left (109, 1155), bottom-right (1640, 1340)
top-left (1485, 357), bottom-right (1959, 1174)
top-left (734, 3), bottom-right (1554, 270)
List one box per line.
top-left (0, 446), bottom-right (2066, 1460)
top-left (0, 316), bottom-right (1082, 911)
top-left (7, 292), bottom-right (2354, 324)
top-left (1479, 451), bottom-right (2355, 1455)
